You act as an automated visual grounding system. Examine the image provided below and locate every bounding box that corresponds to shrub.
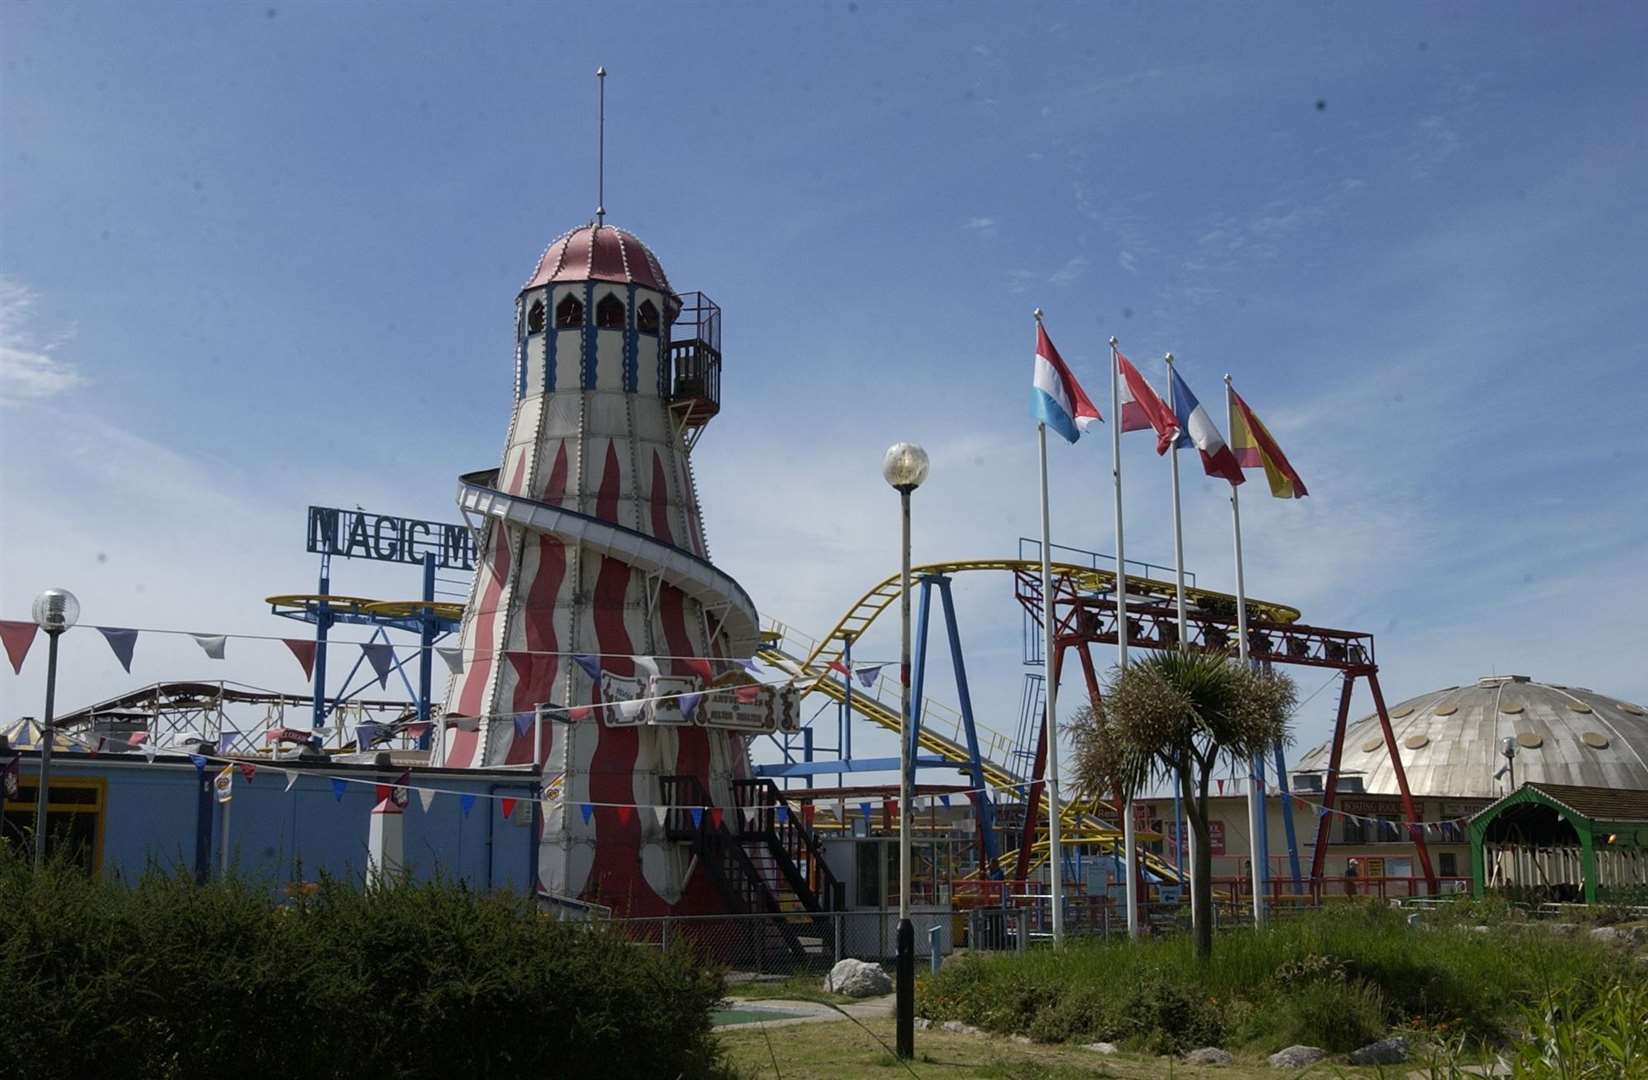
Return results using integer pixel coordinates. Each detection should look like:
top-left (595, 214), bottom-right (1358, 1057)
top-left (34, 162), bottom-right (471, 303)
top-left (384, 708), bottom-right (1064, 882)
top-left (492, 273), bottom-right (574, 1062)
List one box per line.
top-left (0, 853), bottom-right (733, 1080)
top-left (1271, 976), bottom-right (1387, 1052)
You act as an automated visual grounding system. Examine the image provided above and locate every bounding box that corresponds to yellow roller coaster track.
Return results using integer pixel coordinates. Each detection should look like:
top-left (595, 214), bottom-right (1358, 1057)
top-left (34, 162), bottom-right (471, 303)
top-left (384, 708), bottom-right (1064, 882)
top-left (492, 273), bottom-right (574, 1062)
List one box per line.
top-left (758, 557), bottom-right (1294, 885)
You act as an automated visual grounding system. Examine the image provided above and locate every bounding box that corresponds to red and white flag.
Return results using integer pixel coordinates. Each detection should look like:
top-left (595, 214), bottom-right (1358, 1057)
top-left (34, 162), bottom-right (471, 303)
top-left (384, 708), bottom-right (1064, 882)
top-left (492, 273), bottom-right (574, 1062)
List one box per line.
top-left (1116, 351), bottom-right (1179, 452)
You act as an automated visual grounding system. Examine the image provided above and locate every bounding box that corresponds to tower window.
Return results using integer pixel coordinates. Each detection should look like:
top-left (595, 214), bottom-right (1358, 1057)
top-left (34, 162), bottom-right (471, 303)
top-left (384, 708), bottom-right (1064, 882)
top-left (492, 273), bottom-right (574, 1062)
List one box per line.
top-left (526, 299), bottom-right (546, 333)
top-left (636, 299), bottom-right (660, 335)
top-left (596, 294), bottom-right (626, 330)
top-left (555, 295), bottom-right (583, 329)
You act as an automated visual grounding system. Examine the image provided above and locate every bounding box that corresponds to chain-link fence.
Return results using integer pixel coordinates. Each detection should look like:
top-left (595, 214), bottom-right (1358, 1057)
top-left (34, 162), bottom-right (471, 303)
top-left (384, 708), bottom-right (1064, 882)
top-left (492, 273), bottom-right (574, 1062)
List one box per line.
top-left (608, 909), bottom-right (954, 979)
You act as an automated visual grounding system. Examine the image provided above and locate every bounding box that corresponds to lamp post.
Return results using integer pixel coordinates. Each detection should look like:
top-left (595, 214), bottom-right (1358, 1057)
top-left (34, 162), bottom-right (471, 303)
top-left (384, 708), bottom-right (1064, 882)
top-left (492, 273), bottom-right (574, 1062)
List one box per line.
top-left (882, 441), bottom-right (928, 1062)
top-left (30, 588), bottom-right (80, 869)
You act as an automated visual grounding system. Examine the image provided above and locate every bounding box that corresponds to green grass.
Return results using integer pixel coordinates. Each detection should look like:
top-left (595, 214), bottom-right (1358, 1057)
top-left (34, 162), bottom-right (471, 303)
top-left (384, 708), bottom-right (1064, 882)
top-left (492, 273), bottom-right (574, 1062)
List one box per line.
top-left (918, 903), bottom-right (1645, 1056)
top-left (726, 972), bottom-right (861, 1005)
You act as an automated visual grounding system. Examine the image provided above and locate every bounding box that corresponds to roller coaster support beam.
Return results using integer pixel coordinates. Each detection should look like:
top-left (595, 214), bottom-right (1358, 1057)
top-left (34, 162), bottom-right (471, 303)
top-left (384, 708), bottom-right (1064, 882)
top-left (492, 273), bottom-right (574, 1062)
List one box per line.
top-left (312, 555), bottom-right (332, 731)
top-left (1367, 669), bottom-right (1437, 890)
top-left (1272, 739), bottom-right (1304, 891)
top-left (417, 553), bottom-right (435, 749)
top-left (934, 575), bottom-right (1002, 879)
top-left (1307, 674), bottom-right (1356, 888)
top-left (907, 577), bottom-right (935, 787)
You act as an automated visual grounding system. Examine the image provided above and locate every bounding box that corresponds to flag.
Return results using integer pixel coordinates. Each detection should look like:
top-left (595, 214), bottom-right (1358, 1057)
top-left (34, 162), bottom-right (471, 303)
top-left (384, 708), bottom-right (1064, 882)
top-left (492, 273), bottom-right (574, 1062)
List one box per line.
top-left (1, 621), bottom-right (39, 674)
top-left (1168, 367), bottom-right (1245, 485)
top-left (631, 655), bottom-right (660, 680)
top-left (734, 685), bottom-right (760, 705)
top-left (214, 765), bottom-right (234, 803)
top-left (1030, 322), bottom-right (1101, 444)
top-left (98, 627), bottom-right (139, 673)
top-left (859, 801), bottom-right (872, 825)
top-left (827, 660), bottom-right (851, 679)
top-left (681, 657), bottom-right (713, 683)
top-left (501, 798), bottom-right (517, 820)
top-left (361, 643), bottom-right (395, 689)
top-left (855, 664), bottom-right (884, 689)
top-left (460, 793), bottom-right (477, 817)
top-left (680, 692), bottom-right (703, 720)
top-left (615, 804), bottom-right (633, 826)
top-left (436, 646), bottom-right (464, 675)
top-left (579, 802), bottom-right (594, 824)
top-left (689, 807), bottom-right (704, 829)
top-left (416, 786), bottom-right (436, 812)
top-left (331, 778), bottom-right (347, 801)
top-left (237, 762), bottom-right (256, 782)
top-left (1228, 385), bottom-right (1308, 499)
top-left (2, 754), bottom-right (19, 799)
top-left (572, 654), bottom-right (602, 681)
top-left (284, 639), bottom-right (317, 681)
top-left (708, 808), bottom-right (724, 829)
top-left (1116, 351), bottom-right (1179, 451)
top-left (513, 713), bottom-right (533, 738)
top-left (284, 771), bottom-right (300, 793)
top-left (190, 634), bottom-right (228, 660)
top-left (127, 731), bottom-right (149, 746)
top-left (391, 769), bottom-right (411, 809)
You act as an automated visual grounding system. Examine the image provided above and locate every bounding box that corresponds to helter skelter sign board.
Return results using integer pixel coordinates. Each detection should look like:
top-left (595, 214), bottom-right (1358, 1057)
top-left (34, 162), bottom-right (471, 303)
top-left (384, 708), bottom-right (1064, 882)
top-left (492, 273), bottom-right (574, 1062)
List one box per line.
top-left (306, 506), bottom-right (477, 570)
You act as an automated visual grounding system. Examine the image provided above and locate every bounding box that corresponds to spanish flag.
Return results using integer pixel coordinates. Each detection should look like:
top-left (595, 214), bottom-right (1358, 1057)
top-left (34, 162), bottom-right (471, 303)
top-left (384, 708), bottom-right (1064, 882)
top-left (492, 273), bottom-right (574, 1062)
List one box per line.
top-left (1228, 386), bottom-right (1308, 498)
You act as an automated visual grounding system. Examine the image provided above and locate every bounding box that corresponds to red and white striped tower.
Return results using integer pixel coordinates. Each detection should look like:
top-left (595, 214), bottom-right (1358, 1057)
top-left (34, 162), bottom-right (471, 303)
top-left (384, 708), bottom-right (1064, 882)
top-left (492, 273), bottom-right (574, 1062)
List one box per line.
top-left (442, 222), bottom-right (769, 915)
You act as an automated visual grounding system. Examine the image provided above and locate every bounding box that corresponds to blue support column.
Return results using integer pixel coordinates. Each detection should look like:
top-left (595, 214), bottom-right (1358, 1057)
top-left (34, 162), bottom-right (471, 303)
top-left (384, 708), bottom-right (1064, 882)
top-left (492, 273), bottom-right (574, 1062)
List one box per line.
top-left (417, 554), bottom-right (436, 751)
top-left (312, 557), bottom-right (332, 731)
top-left (935, 577), bottom-right (1002, 877)
top-left (1272, 740), bottom-right (1304, 891)
top-left (905, 577), bottom-right (935, 788)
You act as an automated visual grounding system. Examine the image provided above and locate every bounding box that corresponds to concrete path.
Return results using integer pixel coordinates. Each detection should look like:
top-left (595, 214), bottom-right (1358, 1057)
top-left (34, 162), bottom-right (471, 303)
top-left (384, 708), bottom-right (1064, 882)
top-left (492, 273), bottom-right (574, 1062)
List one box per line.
top-left (714, 994), bottom-right (896, 1028)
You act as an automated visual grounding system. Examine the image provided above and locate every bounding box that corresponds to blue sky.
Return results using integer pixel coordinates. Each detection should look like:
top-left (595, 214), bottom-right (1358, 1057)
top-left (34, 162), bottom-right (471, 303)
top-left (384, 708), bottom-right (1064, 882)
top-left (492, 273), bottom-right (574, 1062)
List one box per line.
top-left (4, 3), bottom-right (1646, 781)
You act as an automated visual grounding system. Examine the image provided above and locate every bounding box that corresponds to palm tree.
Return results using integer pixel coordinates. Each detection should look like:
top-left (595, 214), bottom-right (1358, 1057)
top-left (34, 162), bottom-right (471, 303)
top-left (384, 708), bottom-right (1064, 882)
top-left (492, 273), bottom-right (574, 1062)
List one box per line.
top-left (1068, 649), bottom-right (1295, 960)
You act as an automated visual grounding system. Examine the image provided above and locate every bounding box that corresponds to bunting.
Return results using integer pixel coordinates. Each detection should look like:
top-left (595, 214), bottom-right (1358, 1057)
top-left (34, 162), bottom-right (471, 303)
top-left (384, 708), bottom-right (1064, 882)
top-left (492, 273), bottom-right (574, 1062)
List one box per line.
top-left (689, 807), bottom-right (703, 829)
top-left (2, 754), bottom-right (19, 799)
top-left (679, 692), bottom-right (703, 720)
top-left (284, 771), bottom-right (300, 793)
top-left (580, 803), bottom-right (595, 825)
top-left (616, 804), bottom-right (633, 826)
top-left (631, 654), bottom-right (660, 680)
top-left (460, 794), bottom-right (477, 817)
top-left (501, 798), bottom-right (517, 820)
top-left (0, 621), bottom-right (38, 674)
top-left (213, 765), bottom-right (234, 803)
top-left (236, 762), bottom-right (256, 782)
top-left (682, 657), bottom-right (713, 683)
top-left (856, 665), bottom-right (885, 689)
top-left (98, 627), bottom-right (139, 673)
top-left (284, 639), bottom-right (317, 681)
top-left (391, 769), bottom-right (411, 810)
top-left (572, 654), bottom-right (602, 681)
top-left (361, 643), bottom-right (395, 689)
top-left (436, 647), bottom-right (464, 675)
top-left (190, 634), bottom-right (228, 660)
top-left (331, 778), bottom-right (347, 801)
top-left (513, 713), bottom-right (533, 738)
top-left (416, 787), bottom-right (436, 812)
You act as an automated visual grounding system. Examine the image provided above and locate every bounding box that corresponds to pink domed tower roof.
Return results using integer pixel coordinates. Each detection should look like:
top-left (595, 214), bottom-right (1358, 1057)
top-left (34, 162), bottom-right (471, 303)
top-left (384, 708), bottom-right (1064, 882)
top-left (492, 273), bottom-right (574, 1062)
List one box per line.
top-left (521, 223), bottom-right (674, 298)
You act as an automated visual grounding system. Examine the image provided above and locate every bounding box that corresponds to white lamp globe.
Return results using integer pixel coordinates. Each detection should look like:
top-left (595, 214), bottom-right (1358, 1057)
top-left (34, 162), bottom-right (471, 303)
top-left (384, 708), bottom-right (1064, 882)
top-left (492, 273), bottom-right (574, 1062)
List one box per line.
top-left (881, 443), bottom-right (930, 492)
top-left (31, 588), bottom-right (80, 633)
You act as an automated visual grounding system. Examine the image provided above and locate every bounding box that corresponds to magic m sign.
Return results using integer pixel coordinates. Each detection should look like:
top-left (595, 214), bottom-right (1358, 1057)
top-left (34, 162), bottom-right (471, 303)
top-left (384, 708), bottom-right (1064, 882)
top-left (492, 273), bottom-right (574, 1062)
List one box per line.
top-left (306, 506), bottom-right (476, 571)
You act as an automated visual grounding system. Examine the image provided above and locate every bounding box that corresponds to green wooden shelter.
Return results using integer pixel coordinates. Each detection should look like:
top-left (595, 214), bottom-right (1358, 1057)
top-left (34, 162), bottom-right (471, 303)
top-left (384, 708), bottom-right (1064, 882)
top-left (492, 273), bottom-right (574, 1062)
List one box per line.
top-left (1469, 782), bottom-right (1648, 904)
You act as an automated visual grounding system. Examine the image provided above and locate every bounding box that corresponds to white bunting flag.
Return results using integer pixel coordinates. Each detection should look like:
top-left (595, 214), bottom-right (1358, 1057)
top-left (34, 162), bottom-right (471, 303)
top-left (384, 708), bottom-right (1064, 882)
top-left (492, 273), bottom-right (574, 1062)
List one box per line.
top-left (631, 654), bottom-right (660, 681)
top-left (616, 699), bottom-right (646, 722)
top-left (283, 770), bottom-right (300, 793)
top-left (416, 786), bottom-right (437, 813)
top-left (190, 634), bottom-right (228, 660)
top-left (436, 647), bottom-right (464, 675)
top-left (143, 742), bottom-right (158, 763)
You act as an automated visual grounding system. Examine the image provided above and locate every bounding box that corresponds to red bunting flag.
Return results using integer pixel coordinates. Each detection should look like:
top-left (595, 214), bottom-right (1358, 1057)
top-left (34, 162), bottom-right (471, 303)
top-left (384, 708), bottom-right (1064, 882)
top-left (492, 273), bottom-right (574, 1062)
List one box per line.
top-left (828, 660), bottom-right (851, 678)
top-left (735, 685), bottom-right (760, 704)
top-left (284, 639), bottom-right (317, 681)
top-left (568, 706), bottom-right (592, 722)
top-left (0, 621), bottom-right (38, 674)
top-left (681, 656), bottom-right (713, 683)
top-left (708, 807), bottom-right (724, 829)
top-left (615, 804), bottom-right (633, 826)
top-left (501, 797), bottom-right (517, 820)
top-left (237, 762), bottom-right (257, 782)
top-left (128, 730), bottom-right (150, 746)
top-left (1216, 779), bottom-right (1225, 795)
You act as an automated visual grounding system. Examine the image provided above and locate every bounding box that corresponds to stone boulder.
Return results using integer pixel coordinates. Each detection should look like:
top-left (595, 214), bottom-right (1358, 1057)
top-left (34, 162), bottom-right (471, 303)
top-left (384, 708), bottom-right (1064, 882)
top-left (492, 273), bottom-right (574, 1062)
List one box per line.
top-left (1348, 1037), bottom-right (1410, 1065)
top-left (823, 958), bottom-right (893, 997)
top-left (941, 1020), bottom-right (984, 1036)
top-left (1185, 1047), bottom-right (1233, 1066)
top-left (1084, 1042), bottom-right (1119, 1055)
top-left (1269, 1045), bottom-right (1327, 1069)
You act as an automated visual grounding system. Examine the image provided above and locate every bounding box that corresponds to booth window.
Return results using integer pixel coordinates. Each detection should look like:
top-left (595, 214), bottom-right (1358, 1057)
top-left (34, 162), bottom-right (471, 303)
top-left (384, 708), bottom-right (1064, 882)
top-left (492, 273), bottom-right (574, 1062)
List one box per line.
top-left (555, 295), bottom-right (583, 329)
top-left (2, 775), bottom-right (105, 873)
top-left (596, 294), bottom-right (625, 330)
top-left (526, 299), bottom-right (546, 333)
top-left (636, 299), bottom-right (660, 335)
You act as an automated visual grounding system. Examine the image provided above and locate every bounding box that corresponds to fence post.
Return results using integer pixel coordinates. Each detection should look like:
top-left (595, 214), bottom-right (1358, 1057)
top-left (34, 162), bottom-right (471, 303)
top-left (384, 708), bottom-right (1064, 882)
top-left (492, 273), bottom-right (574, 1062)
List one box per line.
top-left (1015, 908), bottom-right (1027, 953)
top-left (834, 911), bottom-right (844, 965)
top-left (661, 918), bottom-right (669, 953)
top-left (928, 924), bottom-right (941, 977)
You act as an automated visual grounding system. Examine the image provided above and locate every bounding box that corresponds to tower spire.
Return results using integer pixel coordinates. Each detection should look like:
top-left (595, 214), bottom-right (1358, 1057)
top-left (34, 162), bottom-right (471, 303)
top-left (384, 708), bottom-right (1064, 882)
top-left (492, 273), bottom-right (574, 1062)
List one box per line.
top-left (596, 66), bottom-right (607, 226)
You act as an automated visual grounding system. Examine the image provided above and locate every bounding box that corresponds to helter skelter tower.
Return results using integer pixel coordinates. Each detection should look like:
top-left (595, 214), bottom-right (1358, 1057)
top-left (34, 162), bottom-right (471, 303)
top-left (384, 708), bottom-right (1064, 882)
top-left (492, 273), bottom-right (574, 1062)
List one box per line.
top-left (439, 203), bottom-right (791, 914)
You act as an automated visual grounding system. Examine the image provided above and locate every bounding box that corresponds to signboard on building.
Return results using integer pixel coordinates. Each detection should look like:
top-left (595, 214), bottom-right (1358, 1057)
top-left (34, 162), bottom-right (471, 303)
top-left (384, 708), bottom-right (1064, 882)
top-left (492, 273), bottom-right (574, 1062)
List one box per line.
top-left (306, 506), bottom-right (476, 570)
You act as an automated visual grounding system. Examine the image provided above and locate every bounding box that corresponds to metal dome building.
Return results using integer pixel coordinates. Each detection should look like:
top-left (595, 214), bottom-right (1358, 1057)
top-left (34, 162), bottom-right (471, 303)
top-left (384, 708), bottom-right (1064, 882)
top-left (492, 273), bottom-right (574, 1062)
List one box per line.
top-left (1293, 675), bottom-right (1648, 799)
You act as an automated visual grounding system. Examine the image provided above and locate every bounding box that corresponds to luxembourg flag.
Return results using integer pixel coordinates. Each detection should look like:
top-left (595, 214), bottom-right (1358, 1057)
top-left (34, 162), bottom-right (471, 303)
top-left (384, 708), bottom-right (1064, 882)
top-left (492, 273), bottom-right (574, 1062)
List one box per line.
top-left (1030, 323), bottom-right (1102, 443)
top-left (1168, 366), bottom-right (1245, 485)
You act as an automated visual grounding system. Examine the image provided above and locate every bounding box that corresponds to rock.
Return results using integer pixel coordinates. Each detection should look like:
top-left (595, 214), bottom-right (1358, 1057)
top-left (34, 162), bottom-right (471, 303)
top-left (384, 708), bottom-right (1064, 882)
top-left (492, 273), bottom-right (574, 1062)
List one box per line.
top-left (1084, 1042), bottom-right (1119, 1055)
top-left (1010, 1034), bottom-right (1032, 1045)
top-left (914, 1018), bottom-right (931, 1031)
top-left (1546, 922), bottom-right (1580, 936)
top-left (1471, 925), bottom-right (1491, 934)
top-left (1349, 1037), bottom-right (1410, 1065)
top-left (941, 1020), bottom-right (984, 1036)
top-left (1185, 1047), bottom-right (1233, 1066)
top-left (1589, 926), bottom-right (1631, 947)
top-left (823, 958), bottom-right (893, 997)
top-left (1269, 1045), bottom-right (1328, 1069)
top-left (1406, 912), bottom-right (1422, 928)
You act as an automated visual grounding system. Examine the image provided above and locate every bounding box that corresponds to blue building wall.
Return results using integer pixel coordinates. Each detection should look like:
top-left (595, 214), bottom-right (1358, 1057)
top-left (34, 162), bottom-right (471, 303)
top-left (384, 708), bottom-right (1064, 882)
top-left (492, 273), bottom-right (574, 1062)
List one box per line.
top-left (41, 755), bottom-right (536, 895)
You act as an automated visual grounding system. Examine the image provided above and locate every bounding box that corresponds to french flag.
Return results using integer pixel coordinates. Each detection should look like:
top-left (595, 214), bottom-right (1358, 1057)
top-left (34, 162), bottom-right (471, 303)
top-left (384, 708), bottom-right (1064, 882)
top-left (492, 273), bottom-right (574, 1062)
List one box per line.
top-left (1168, 366), bottom-right (1245, 486)
top-left (1030, 323), bottom-right (1101, 444)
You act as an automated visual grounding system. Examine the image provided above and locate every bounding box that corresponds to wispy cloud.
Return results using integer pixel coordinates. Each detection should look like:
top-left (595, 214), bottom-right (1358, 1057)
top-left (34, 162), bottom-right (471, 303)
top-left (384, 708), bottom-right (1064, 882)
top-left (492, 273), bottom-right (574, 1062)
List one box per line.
top-left (0, 279), bottom-right (85, 403)
top-left (962, 216), bottom-right (997, 232)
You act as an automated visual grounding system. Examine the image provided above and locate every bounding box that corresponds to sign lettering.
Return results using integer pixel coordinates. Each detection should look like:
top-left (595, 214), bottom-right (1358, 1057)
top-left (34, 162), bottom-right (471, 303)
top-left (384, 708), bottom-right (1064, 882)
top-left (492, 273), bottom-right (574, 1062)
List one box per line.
top-left (306, 506), bottom-right (476, 570)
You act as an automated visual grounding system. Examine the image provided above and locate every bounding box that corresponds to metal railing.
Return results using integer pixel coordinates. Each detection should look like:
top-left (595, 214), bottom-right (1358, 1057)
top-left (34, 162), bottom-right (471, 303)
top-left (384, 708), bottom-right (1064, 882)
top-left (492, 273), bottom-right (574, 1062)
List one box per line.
top-left (607, 909), bottom-right (953, 979)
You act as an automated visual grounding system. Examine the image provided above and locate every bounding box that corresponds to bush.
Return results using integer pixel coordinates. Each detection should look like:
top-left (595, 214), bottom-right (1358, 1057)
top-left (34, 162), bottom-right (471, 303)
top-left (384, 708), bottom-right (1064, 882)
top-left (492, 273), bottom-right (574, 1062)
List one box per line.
top-left (0, 854), bottom-right (734, 1080)
top-left (918, 903), bottom-right (1643, 1055)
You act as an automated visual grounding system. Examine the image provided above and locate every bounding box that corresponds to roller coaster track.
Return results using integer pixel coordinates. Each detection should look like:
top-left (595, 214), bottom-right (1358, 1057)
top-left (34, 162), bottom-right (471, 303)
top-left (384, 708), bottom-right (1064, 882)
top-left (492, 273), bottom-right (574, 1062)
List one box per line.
top-left (757, 558), bottom-right (1297, 886)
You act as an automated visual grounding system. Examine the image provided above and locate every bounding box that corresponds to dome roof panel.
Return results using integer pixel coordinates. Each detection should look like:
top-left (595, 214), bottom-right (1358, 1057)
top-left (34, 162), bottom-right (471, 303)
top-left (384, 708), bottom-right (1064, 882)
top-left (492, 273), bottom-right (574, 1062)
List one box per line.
top-left (521, 223), bottom-right (676, 300)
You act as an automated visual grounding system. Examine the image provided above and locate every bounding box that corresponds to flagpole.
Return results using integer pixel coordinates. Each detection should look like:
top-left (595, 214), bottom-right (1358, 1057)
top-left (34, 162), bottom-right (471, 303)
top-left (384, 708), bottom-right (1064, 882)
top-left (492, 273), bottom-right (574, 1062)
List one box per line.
top-left (1164, 355), bottom-right (1189, 646)
top-left (1227, 373), bottom-right (1266, 928)
top-left (1111, 336), bottom-right (1139, 940)
top-left (1034, 309), bottom-right (1065, 947)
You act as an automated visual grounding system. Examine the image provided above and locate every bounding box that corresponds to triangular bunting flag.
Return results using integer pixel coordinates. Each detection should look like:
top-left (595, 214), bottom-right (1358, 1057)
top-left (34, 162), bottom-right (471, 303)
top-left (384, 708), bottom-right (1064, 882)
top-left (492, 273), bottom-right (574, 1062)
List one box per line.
top-left (631, 654), bottom-right (660, 680)
top-left (682, 657), bottom-right (712, 683)
top-left (98, 627), bottom-right (139, 673)
top-left (189, 754), bottom-right (207, 770)
top-left (859, 801), bottom-right (872, 824)
top-left (501, 797), bottom-right (517, 820)
top-left (735, 685), bottom-right (760, 704)
top-left (237, 762), bottom-right (256, 782)
top-left (616, 699), bottom-right (645, 722)
top-left (284, 639), bottom-right (317, 681)
top-left (940, 794), bottom-right (952, 807)
top-left (142, 743), bottom-right (157, 762)
top-left (331, 778), bottom-right (347, 801)
top-left (0, 621), bottom-right (38, 674)
top-left (705, 807), bottom-right (723, 829)
top-left (572, 654), bottom-right (602, 681)
top-left (775, 805), bottom-right (789, 824)
top-left (361, 643), bottom-right (395, 689)
top-left (616, 804), bottom-right (634, 826)
top-left (436, 646), bottom-right (464, 675)
top-left (689, 807), bottom-right (704, 829)
top-left (651, 805), bottom-right (668, 829)
top-left (214, 765), bottom-right (234, 803)
top-left (738, 658), bottom-right (760, 673)
top-left (579, 803), bottom-right (594, 825)
top-left (680, 692), bottom-right (703, 720)
top-left (568, 706), bottom-right (592, 721)
top-left (828, 660), bottom-right (851, 678)
top-left (127, 730), bottom-right (149, 745)
top-left (460, 793), bottom-right (477, 817)
top-left (1216, 779), bottom-right (1225, 795)
top-left (284, 771), bottom-right (299, 793)
top-left (190, 634), bottom-right (228, 660)
top-left (416, 787), bottom-right (436, 813)
top-left (391, 769), bottom-right (411, 810)
top-left (513, 712), bottom-right (533, 738)
top-left (856, 664), bottom-right (884, 689)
